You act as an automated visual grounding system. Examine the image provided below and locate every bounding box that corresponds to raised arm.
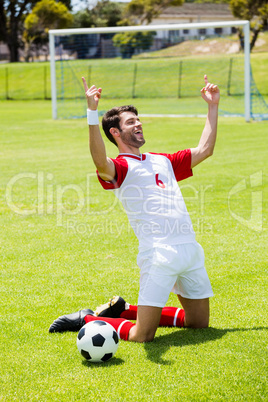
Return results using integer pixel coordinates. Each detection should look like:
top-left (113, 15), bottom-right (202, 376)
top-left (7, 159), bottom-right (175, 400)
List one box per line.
top-left (82, 77), bottom-right (115, 181)
top-left (191, 75), bottom-right (220, 169)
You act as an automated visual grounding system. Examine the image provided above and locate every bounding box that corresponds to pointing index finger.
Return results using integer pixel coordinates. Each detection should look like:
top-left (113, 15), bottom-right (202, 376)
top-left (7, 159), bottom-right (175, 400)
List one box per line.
top-left (82, 77), bottom-right (88, 92)
top-left (204, 74), bottom-right (208, 85)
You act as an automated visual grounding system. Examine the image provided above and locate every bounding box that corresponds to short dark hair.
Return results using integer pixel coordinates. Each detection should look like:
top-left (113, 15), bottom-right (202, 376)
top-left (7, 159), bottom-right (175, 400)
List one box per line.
top-left (102, 105), bottom-right (138, 147)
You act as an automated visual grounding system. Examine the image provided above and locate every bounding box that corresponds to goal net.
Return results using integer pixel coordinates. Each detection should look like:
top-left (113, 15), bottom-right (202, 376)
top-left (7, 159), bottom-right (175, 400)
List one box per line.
top-left (49, 21), bottom-right (267, 121)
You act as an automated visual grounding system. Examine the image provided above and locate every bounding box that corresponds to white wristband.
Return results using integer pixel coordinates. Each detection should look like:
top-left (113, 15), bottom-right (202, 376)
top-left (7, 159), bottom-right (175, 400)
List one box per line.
top-left (87, 109), bottom-right (99, 125)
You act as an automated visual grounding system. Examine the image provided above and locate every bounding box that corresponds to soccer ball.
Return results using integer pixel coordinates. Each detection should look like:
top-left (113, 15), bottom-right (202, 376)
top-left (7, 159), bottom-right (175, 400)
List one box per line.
top-left (77, 321), bottom-right (119, 363)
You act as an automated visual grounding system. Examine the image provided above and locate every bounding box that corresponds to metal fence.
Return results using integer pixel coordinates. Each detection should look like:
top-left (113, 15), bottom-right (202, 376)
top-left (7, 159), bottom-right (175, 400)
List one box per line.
top-left (0, 63), bottom-right (51, 100)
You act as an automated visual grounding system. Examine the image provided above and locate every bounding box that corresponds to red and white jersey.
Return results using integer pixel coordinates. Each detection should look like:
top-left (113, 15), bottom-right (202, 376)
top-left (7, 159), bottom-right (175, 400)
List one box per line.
top-left (97, 149), bottom-right (196, 252)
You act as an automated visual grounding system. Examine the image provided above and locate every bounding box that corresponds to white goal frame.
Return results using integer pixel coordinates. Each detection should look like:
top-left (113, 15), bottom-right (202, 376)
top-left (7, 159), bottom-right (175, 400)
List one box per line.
top-left (49, 20), bottom-right (250, 121)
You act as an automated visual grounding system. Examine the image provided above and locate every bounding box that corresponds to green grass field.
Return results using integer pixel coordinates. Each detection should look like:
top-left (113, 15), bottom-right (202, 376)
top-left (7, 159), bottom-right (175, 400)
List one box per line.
top-left (1, 52), bottom-right (268, 120)
top-left (0, 99), bottom-right (267, 401)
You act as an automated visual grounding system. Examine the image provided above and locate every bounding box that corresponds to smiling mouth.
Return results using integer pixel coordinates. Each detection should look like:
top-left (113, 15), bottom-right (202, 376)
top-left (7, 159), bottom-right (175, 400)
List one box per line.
top-left (134, 130), bottom-right (143, 136)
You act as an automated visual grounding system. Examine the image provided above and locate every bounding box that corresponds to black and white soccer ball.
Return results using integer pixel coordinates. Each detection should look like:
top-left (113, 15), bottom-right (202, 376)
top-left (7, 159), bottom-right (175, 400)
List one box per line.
top-left (77, 321), bottom-right (119, 363)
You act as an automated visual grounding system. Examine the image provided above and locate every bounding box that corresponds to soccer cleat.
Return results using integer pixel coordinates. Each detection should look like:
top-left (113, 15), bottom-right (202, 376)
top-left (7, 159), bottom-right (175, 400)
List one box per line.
top-left (49, 309), bottom-right (94, 333)
top-left (95, 296), bottom-right (129, 318)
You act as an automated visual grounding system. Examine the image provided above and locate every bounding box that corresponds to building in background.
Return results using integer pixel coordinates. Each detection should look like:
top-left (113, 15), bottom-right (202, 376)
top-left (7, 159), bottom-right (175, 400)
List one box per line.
top-left (151, 3), bottom-right (237, 48)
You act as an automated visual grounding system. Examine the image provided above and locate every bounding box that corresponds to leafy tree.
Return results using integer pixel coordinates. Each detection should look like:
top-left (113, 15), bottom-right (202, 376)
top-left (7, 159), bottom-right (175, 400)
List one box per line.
top-left (124, 0), bottom-right (184, 25)
top-left (0, 0), bottom-right (33, 62)
top-left (113, 29), bottom-right (155, 58)
top-left (23, 0), bottom-right (72, 61)
top-left (229, 0), bottom-right (268, 51)
top-left (72, 9), bottom-right (95, 29)
top-left (0, 0), bottom-right (72, 62)
top-left (93, 0), bottom-right (123, 28)
top-left (73, 0), bottom-right (123, 29)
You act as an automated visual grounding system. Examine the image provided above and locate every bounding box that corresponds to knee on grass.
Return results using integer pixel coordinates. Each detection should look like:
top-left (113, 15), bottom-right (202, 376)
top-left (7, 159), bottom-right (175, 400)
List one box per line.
top-left (185, 317), bottom-right (209, 329)
top-left (128, 327), bottom-right (156, 343)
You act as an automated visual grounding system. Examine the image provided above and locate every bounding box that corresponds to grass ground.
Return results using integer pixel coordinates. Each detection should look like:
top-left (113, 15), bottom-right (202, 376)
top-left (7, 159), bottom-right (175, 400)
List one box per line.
top-left (0, 52), bottom-right (268, 121)
top-left (0, 100), bottom-right (267, 401)
top-left (0, 51), bottom-right (268, 100)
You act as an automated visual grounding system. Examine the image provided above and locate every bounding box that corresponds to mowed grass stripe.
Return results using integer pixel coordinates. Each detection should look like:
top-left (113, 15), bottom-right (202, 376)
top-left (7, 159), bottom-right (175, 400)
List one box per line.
top-left (0, 100), bottom-right (267, 401)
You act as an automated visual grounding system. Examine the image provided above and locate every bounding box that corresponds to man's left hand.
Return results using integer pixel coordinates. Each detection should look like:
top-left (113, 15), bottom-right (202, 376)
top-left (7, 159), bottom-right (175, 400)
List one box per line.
top-left (201, 75), bottom-right (220, 105)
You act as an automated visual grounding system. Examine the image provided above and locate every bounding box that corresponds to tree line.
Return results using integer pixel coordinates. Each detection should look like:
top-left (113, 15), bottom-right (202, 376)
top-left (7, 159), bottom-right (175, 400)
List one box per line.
top-left (0, 0), bottom-right (267, 62)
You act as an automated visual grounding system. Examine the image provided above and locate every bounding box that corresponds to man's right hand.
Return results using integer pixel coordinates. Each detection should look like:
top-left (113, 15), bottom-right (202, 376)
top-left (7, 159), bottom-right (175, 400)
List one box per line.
top-left (82, 77), bottom-right (102, 110)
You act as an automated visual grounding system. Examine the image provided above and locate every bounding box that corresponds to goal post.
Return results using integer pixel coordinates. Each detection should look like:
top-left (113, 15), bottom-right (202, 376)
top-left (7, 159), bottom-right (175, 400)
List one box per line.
top-left (49, 20), bottom-right (252, 121)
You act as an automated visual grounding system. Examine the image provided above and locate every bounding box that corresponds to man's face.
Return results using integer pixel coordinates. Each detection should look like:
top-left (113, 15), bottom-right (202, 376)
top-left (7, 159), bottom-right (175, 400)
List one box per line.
top-left (118, 111), bottom-right (145, 148)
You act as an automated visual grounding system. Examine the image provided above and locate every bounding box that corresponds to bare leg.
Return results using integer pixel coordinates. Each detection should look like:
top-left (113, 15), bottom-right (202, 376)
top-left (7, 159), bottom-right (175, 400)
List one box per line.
top-left (128, 305), bottom-right (163, 342)
top-left (178, 295), bottom-right (210, 328)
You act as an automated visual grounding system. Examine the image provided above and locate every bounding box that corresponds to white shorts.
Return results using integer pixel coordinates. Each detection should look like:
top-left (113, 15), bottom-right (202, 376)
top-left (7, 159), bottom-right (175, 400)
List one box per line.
top-left (137, 242), bottom-right (213, 308)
